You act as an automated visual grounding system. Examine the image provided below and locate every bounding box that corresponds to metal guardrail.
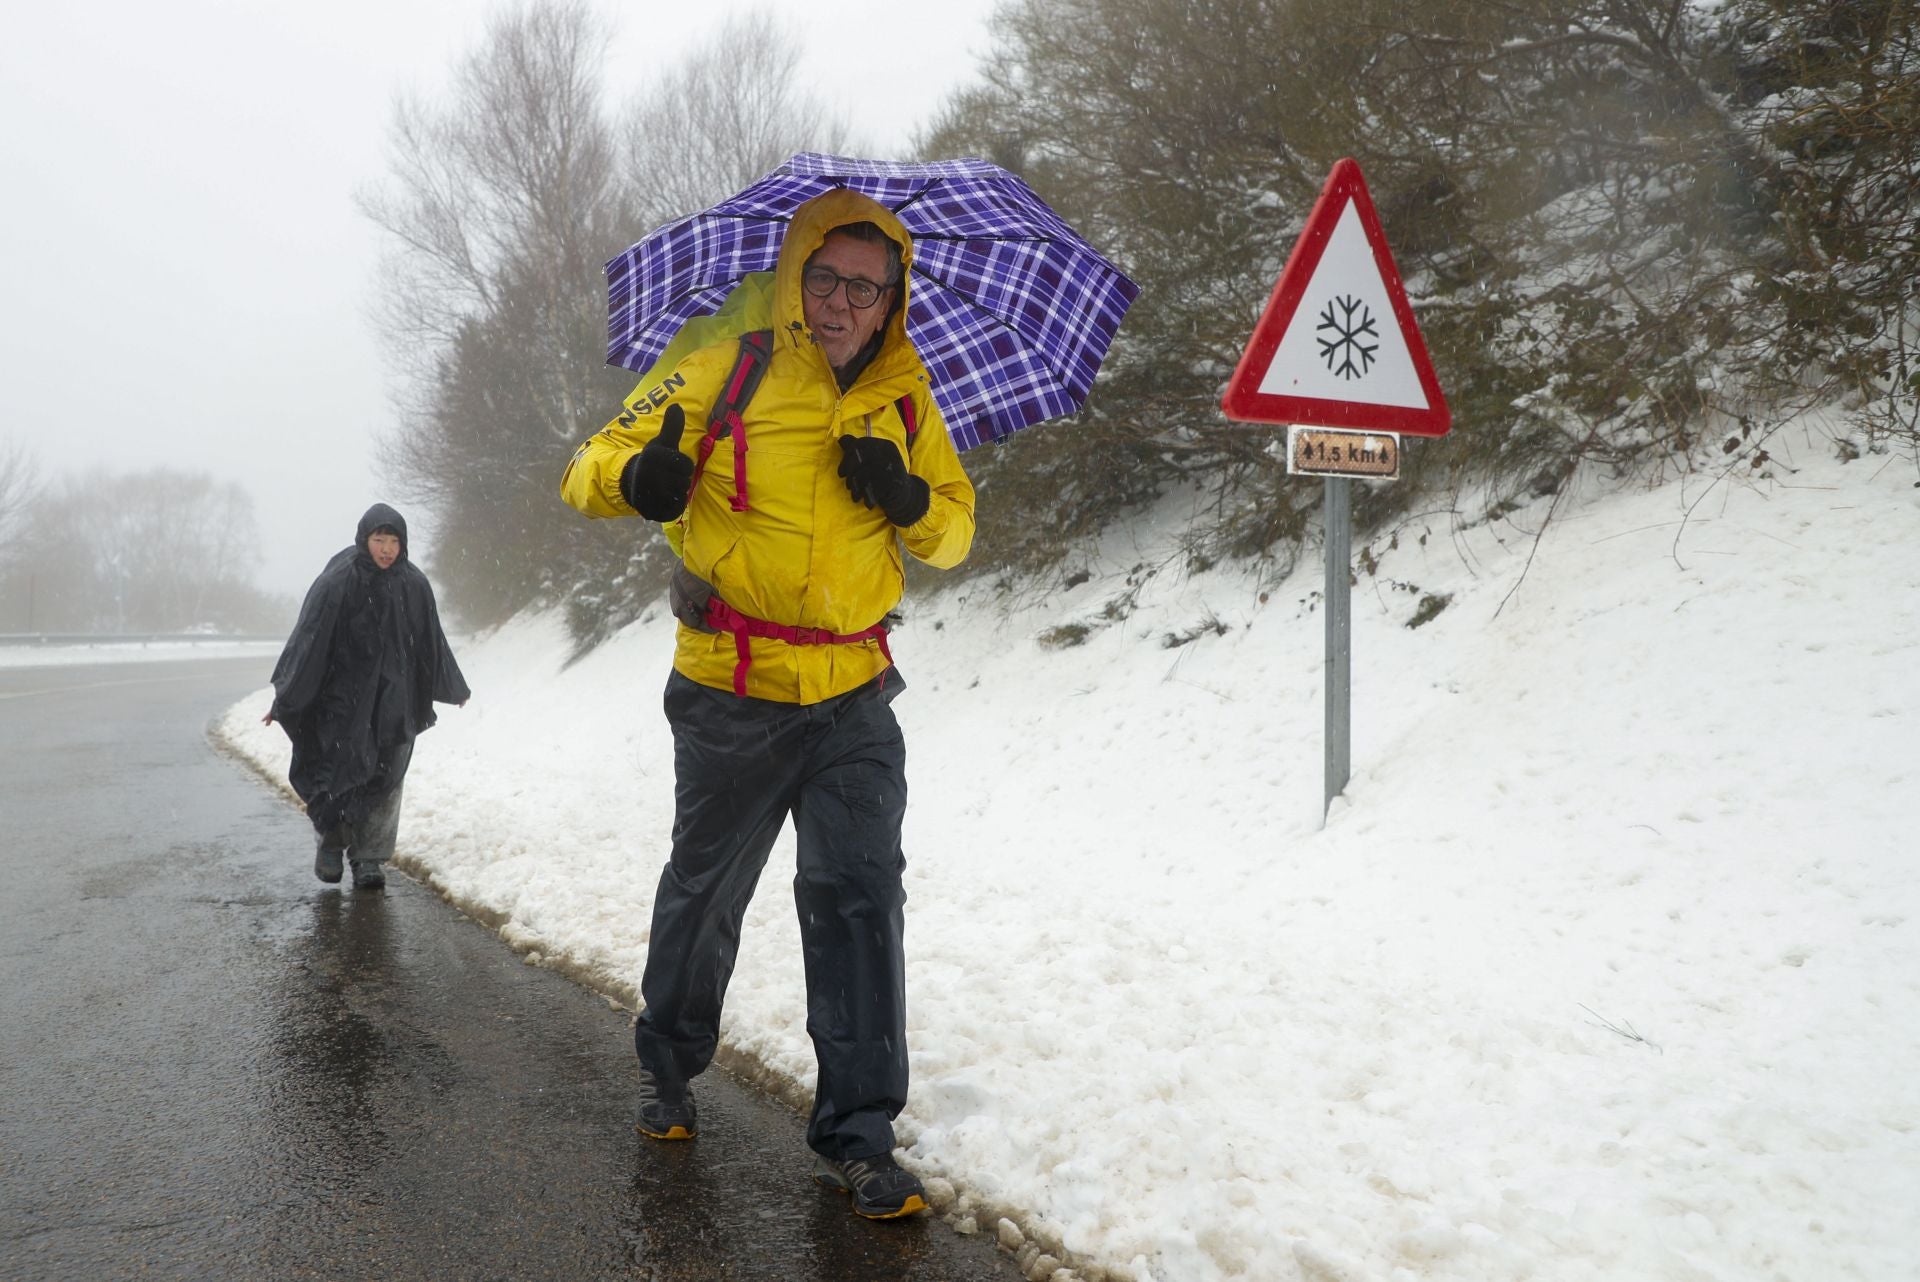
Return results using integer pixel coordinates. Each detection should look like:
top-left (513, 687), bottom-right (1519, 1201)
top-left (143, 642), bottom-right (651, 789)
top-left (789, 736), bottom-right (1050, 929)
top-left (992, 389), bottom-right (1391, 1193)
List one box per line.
top-left (0, 633), bottom-right (287, 647)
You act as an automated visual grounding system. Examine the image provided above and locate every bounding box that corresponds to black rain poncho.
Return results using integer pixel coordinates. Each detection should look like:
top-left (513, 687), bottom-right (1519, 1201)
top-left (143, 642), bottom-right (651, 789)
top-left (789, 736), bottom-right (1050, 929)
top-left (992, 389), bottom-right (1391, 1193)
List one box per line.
top-left (269, 504), bottom-right (469, 830)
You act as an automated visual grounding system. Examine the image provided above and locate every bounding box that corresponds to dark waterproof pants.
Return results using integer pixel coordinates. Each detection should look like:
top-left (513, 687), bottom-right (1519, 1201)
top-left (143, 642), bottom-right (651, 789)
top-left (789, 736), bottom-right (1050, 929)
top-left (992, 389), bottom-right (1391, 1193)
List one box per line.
top-left (636, 670), bottom-right (910, 1161)
top-left (313, 738), bottom-right (413, 867)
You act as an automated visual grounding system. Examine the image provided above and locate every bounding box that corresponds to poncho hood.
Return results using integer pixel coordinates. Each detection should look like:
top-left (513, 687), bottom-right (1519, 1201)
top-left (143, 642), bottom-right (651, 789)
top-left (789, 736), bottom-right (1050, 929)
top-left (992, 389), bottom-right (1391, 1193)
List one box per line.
top-left (356, 502), bottom-right (409, 563)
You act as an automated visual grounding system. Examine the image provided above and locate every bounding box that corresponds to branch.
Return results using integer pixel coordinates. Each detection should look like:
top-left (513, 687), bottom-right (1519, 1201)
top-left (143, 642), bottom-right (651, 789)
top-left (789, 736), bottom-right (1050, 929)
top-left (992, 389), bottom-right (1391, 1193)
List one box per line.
top-left (1580, 1003), bottom-right (1662, 1053)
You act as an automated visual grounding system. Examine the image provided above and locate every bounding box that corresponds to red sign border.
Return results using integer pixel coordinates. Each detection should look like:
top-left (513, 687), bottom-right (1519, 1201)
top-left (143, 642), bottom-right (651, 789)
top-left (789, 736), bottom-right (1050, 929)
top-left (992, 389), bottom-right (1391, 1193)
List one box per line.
top-left (1220, 158), bottom-right (1451, 437)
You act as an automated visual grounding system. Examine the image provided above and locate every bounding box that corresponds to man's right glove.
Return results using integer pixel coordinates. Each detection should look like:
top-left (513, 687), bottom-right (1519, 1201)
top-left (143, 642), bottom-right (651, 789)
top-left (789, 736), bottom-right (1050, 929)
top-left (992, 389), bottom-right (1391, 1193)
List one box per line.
top-left (620, 404), bottom-right (695, 521)
top-left (837, 435), bottom-right (931, 527)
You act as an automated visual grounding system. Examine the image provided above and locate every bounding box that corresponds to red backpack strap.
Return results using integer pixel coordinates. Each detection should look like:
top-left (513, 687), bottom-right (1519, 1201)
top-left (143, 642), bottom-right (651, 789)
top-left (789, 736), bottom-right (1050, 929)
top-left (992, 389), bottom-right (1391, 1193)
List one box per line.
top-left (894, 391), bottom-right (918, 445)
top-left (689, 330), bottom-right (774, 513)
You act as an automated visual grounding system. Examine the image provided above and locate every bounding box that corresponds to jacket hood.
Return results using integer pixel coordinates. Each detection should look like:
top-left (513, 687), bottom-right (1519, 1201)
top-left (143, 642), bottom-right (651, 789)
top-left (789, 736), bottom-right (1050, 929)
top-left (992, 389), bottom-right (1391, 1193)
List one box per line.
top-left (356, 503), bottom-right (409, 560)
top-left (775, 189), bottom-right (917, 383)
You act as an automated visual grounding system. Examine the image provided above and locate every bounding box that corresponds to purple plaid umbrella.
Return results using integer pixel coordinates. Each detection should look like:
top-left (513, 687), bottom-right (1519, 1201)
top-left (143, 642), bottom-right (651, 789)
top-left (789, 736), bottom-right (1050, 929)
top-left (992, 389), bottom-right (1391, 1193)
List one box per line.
top-left (605, 153), bottom-right (1139, 451)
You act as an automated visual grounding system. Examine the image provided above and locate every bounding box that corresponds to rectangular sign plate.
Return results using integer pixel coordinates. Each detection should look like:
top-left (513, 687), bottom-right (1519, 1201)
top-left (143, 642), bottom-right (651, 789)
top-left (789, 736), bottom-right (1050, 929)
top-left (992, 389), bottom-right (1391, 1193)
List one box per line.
top-left (1287, 426), bottom-right (1401, 479)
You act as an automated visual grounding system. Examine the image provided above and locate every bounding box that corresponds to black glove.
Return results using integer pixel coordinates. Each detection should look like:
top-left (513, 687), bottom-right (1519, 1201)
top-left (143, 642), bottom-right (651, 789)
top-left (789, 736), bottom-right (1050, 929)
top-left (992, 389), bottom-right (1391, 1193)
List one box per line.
top-left (620, 404), bottom-right (695, 521)
top-left (837, 435), bottom-right (931, 527)
top-left (668, 562), bottom-right (717, 633)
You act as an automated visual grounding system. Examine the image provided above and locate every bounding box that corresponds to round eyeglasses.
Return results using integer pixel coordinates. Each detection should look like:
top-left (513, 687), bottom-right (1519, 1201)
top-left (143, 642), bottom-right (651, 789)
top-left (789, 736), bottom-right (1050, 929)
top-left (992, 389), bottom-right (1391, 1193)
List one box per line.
top-left (802, 265), bottom-right (889, 310)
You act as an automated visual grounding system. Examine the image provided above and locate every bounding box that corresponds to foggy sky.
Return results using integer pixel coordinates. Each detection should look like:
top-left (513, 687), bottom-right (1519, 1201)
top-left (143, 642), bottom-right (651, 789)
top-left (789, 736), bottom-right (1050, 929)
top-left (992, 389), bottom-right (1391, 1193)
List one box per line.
top-left (0, 0), bottom-right (993, 599)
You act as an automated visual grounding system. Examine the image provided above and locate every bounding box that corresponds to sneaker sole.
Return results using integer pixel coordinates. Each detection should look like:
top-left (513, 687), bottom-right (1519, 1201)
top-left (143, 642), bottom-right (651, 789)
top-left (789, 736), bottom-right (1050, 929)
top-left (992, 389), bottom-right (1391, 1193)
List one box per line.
top-left (812, 1171), bottom-right (929, 1220)
top-left (635, 1121), bottom-right (696, 1141)
top-left (855, 1193), bottom-right (928, 1220)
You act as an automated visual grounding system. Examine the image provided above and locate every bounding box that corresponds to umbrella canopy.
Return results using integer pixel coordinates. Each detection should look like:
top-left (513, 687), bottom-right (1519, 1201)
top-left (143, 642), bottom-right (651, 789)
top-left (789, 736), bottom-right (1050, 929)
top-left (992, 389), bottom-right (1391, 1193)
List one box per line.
top-left (605, 153), bottom-right (1139, 451)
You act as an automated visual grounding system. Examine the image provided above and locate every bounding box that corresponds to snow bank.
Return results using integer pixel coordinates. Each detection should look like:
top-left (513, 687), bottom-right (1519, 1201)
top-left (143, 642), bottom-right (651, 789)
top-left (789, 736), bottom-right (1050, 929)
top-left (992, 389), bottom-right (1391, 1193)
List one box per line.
top-left (218, 422), bottom-right (1920, 1282)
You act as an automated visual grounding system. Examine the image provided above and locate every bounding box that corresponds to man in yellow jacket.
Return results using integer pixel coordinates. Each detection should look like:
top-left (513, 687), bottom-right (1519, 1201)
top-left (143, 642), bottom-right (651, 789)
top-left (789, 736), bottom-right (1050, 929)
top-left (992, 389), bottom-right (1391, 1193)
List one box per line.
top-left (561, 190), bottom-right (974, 1219)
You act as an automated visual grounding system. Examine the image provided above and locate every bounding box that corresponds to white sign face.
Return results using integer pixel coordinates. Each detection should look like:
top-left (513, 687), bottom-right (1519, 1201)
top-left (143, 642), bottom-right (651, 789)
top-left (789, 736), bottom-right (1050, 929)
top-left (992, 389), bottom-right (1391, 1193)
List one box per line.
top-left (1254, 201), bottom-right (1432, 410)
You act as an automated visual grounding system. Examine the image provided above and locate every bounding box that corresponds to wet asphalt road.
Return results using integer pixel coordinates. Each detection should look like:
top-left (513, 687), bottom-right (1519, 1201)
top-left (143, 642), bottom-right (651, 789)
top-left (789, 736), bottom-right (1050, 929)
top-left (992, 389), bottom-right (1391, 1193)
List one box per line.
top-left (0, 656), bottom-right (1024, 1282)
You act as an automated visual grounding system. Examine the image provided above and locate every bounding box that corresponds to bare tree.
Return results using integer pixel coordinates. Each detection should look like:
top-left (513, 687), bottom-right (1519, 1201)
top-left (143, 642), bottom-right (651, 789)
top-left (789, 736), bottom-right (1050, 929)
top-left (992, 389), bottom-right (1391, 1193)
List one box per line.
top-left (921, 0), bottom-right (1352, 575)
top-left (0, 436), bottom-right (39, 564)
top-left (8, 469), bottom-right (283, 633)
top-left (620, 10), bottom-right (854, 230)
top-left (360, 2), bottom-right (858, 632)
top-left (358, 1), bottom-right (638, 624)
top-left (921, 0), bottom-right (1919, 579)
top-left (359, 0), bottom-right (630, 439)
top-left (0, 437), bottom-right (43, 630)
top-left (1351, 0), bottom-right (1920, 474)
top-left (98, 472), bottom-right (263, 629)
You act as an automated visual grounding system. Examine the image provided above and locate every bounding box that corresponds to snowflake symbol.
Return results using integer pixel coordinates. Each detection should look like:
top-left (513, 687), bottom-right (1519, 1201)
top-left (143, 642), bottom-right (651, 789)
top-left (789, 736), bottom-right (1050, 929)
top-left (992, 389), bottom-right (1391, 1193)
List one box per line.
top-left (1317, 294), bottom-right (1379, 380)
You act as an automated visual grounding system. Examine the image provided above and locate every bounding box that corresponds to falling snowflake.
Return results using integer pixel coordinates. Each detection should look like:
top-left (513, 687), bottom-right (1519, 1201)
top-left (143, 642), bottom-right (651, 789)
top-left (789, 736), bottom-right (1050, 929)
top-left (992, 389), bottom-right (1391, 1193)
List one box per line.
top-left (1317, 294), bottom-right (1378, 380)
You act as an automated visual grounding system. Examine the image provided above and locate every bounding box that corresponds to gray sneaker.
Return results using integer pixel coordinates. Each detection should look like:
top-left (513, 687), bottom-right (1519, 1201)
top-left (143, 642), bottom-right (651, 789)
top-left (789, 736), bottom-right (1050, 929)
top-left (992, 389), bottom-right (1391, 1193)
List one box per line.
top-left (634, 1069), bottom-right (697, 1140)
top-left (812, 1152), bottom-right (928, 1219)
top-left (349, 859), bottom-right (386, 890)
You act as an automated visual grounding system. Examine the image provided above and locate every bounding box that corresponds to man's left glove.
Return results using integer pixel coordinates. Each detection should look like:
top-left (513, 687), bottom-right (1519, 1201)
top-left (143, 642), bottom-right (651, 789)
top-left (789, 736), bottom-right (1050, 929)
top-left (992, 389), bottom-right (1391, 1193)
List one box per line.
top-left (837, 436), bottom-right (930, 527)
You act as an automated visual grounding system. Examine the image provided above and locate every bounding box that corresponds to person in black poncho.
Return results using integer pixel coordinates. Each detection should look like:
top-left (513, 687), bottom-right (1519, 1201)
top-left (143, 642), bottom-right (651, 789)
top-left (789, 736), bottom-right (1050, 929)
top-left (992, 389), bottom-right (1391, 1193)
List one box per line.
top-left (264, 503), bottom-right (469, 890)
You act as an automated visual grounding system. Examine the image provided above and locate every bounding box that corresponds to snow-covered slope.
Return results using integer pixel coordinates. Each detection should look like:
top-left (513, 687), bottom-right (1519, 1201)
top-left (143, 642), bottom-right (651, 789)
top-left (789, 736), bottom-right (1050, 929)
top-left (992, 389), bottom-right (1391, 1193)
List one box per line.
top-left (219, 420), bottom-right (1920, 1282)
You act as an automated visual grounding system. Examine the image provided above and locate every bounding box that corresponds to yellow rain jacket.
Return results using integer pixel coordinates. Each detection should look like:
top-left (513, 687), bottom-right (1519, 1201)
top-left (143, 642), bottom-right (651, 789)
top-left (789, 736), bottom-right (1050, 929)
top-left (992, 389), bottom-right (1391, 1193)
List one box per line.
top-left (560, 189), bottom-right (976, 705)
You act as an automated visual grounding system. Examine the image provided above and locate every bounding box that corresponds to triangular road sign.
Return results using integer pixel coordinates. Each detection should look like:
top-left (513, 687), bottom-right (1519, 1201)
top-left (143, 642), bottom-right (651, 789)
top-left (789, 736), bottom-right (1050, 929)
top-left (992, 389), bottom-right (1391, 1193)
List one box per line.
top-left (1221, 158), bottom-right (1450, 437)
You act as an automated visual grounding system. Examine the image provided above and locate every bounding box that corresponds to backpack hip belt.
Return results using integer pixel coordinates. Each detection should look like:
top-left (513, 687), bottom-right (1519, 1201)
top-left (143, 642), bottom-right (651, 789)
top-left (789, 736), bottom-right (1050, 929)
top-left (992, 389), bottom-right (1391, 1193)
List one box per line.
top-left (703, 595), bottom-right (893, 697)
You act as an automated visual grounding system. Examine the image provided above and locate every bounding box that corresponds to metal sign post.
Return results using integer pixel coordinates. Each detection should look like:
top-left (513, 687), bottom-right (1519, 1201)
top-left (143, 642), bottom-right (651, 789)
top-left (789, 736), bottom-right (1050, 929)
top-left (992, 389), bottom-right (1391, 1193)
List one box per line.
top-left (1323, 476), bottom-right (1351, 816)
top-left (1295, 429), bottom-right (1395, 821)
